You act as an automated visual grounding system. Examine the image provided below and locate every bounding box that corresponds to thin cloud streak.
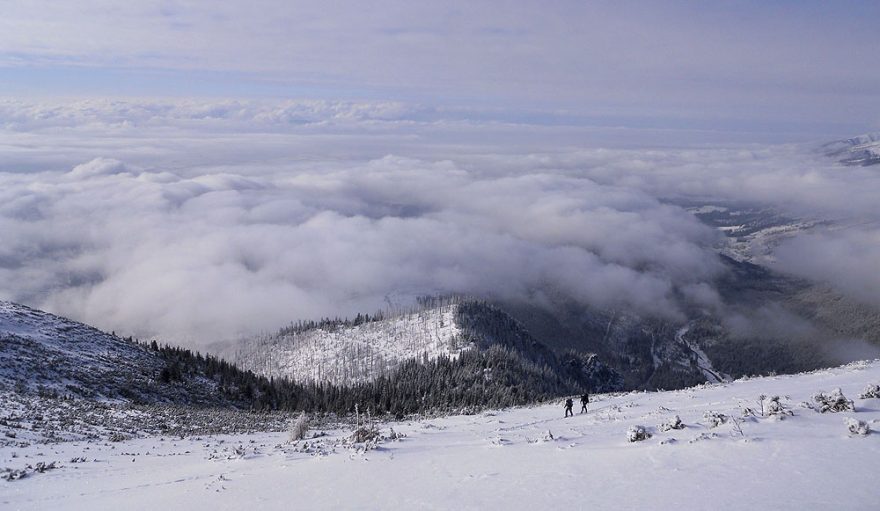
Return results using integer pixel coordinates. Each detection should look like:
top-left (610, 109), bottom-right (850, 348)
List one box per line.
top-left (1, 2), bottom-right (879, 133)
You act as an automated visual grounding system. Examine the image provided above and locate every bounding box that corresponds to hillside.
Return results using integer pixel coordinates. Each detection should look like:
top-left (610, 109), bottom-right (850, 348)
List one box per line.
top-left (0, 300), bottom-right (620, 418)
top-left (232, 282), bottom-right (879, 397)
top-left (232, 299), bottom-right (622, 393)
top-left (0, 301), bottom-right (274, 408)
top-left (1, 301), bottom-right (185, 402)
top-left (2, 360), bottom-right (878, 509)
top-left (233, 303), bottom-right (468, 385)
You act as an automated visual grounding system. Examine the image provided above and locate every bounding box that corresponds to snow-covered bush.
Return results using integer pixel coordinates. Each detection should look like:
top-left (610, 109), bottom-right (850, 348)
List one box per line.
top-left (385, 428), bottom-right (405, 441)
top-left (688, 432), bottom-right (719, 444)
top-left (290, 438), bottom-right (335, 457)
top-left (659, 415), bottom-right (684, 432)
top-left (627, 425), bottom-right (651, 442)
top-left (33, 461), bottom-right (57, 473)
top-left (0, 461), bottom-right (58, 482)
top-left (844, 418), bottom-right (870, 436)
top-left (0, 468), bottom-right (28, 481)
top-left (859, 384), bottom-right (880, 399)
top-left (108, 432), bottom-right (128, 442)
top-left (344, 424), bottom-right (404, 453)
top-left (349, 426), bottom-right (379, 444)
top-left (703, 411), bottom-right (728, 428)
top-left (763, 396), bottom-right (793, 419)
top-left (489, 436), bottom-right (511, 447)
top-left (288, 412), bottom-right (309, 442)
top-left (813, 388), bottom-right (854, 413)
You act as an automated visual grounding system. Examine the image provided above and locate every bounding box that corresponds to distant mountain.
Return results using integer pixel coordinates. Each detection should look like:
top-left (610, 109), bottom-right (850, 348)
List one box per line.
top-left (822, 132), bottom-right (880, 166)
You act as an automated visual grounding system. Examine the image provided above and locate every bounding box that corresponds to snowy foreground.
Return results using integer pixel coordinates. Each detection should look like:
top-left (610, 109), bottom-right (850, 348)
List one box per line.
top-left (3, 362), bottom-right (880, 510)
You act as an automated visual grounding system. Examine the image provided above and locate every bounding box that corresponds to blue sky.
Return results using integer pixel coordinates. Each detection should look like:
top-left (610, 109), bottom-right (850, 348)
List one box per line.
top-left (2, 1), bottom-right (879, 140)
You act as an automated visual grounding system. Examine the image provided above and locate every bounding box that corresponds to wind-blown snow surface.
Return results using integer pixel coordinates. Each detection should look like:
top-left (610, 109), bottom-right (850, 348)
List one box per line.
top-left (3, 361), bottom-right (879, 510)
top-left (234, 305), bottom-right (467, 385)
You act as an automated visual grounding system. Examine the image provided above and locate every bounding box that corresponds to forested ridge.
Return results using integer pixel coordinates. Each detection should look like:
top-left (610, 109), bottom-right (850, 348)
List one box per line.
top-left (150, 300), bottom-right (623, 416)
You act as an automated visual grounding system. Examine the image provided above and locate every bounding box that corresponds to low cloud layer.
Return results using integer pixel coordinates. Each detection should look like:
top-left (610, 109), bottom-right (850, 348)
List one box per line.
top-left (1, 99), bottom-right (877, 345)
top-left (0, 154), bottom-right (722, 343)
top-left (776, 230), bottom-right (880, 307)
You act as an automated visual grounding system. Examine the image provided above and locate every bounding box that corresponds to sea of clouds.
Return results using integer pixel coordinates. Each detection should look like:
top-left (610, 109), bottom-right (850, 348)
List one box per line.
top-left (1, 98), bottom-right (877, 345)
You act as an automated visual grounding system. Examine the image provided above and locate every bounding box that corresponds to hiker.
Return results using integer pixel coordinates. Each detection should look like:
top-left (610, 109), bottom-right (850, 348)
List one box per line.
top-left (564, 398), bottom-right (574, 417)
top-left (580, 392), bottom-right (589, 413)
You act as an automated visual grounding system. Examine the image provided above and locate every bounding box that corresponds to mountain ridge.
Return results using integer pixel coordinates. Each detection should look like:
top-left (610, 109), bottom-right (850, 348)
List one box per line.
top-left (822, 131), bottom-right (880, 166)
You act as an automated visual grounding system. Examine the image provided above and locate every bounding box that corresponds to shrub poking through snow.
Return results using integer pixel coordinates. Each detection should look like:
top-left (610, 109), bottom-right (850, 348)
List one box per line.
top-left (689, 432), bottom-right (719, 443)
top-left (33, 461), bottom-right (56, 473)
top-left (860, 384), bottom-right (880, 399)
top-left (350, 405), bottom-right (377, 444)
top-left (343, 424), bottom-right (403, 453)
top-left (349, 426), bottom-right (379, 444)
top-left (386, 428), bottom-right (405, 441)
top-left (288, 412), bottom-right (309, 442)
top-left (627, 425), bottom-right (651, 442)
top-left (1, 468), bottom-right (28, 481)
top-left (729, 417), bottom-right (746, 437)
top-left (764, 396), bottom-right (793, 419)
top-left (1, 461), bottom-right (58, 482)
top-left (659, 415), bottom-right (684, 432)
top-left (530, 430), bottom-right (556, 444)
top-left (703, 411), bottom-right (728, 428)
top-left (844, 418), bottom-right (870, 436)
top-left (813, 388), bottom-right (854, 413)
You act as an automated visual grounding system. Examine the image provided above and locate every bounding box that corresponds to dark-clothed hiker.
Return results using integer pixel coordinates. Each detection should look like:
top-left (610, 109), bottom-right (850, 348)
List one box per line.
top-left (564, 398), bottom-right (574, 417)
top-left (580, 393), bottom-right (589, 413)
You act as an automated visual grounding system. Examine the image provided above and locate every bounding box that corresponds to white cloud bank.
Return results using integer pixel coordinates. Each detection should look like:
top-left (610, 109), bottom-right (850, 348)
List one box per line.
top-left (0, 99), bottom-right (877, 345)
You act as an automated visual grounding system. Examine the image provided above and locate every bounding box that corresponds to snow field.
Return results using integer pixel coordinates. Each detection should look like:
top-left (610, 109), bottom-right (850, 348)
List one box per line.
top-left (3, 360), bottom-right (879, 510)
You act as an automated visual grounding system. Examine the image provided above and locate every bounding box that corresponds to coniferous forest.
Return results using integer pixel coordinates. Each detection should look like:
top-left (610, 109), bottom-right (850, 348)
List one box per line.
top-left (148, 301), bottom-right (624, 417)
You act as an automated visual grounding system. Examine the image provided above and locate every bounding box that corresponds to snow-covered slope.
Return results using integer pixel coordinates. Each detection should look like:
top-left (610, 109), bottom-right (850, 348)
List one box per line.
top-left (0, 301), bottom-right (226, 404)
top-left (0, 301), bottom-right (162, 399)
top-left (233, 304), bottom-right (470, 385)
top-left (2, 360), bottom-right (878, 510)
top-left (822, 132), bottom-right (880, 166)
